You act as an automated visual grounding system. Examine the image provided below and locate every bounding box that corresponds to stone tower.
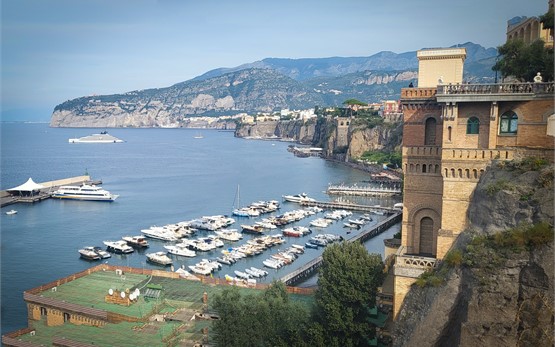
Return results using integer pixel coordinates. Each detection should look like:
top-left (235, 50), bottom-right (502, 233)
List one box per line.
top-left (393, 47), bottom-right (554, 318)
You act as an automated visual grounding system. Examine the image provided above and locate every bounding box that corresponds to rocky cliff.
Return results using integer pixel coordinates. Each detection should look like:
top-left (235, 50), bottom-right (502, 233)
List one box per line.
top-left (393, 160), bottom-right (554, 347)
top-left (235, 117), bottom-right (402, 161)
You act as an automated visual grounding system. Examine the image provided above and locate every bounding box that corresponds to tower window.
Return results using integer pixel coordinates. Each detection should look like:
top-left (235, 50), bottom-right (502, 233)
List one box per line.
top-left (500, 111), bottom-right (518, 134)
top-left (467, 117), bottom-right (479, 134)
top-left (424, 117), bottom-right (437, 145)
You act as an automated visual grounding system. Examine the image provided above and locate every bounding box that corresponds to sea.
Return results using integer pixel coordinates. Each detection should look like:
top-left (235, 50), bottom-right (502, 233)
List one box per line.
top-left (0, 122), bottom-right (401, 335)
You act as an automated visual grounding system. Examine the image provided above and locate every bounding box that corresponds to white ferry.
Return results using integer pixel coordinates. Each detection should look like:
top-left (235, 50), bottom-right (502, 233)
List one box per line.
top-left (52, 184), bottom-right (119, 202)
top-left (68, 131), bottom-right (124, 143)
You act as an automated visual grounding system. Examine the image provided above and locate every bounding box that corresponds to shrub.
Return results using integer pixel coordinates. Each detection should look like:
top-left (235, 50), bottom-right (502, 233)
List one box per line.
top-left (484, 179), bottom-right (515, 196)
top-left (444, 249), bottom-right (463, 267)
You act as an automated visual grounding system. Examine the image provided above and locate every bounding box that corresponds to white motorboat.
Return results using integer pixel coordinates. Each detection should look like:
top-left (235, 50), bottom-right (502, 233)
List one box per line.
top-left (140, 227), bottom-right (179, 242)
top-left (146, 252), bottom-right (173, 266)
top-left (92, 246), bottom-right (112, 259)
top-left (52, 184), bottom-right (119, 202)
top-left (255, 221), bottom-right (277, 229)
top-left (282, 193), bottom-right (316, 203)
top-left (78, 247), bottom-right (101, 261)
top-left (250, 267), bottom-right (268, 276)
top-left (310, 218), bottom-right (331, 228)
top-left (68, 131), bottom-right (124, 143)
top-left (234, 270), bottom-right (250, 280)
top-left (5, 210), bottom-right (17, 215)
top-left (214, 229), bottom-right (243, 241)
top-left (164, 244), bottom-right (196, 257)
top-left (103, 240), bottom-right (134, 254)
top-left (263, 258), bottom-right (283, 269)
top-left (188, 264), bottom-right (213, 276)
top-left (122, 235), bottom-right (149, 248)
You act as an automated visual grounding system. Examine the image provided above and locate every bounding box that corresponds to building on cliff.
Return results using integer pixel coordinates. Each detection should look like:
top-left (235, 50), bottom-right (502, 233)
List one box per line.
top-left (506, 0), bottom-right (554, 49)
top-left (392, 47), bottom-right (555, 318)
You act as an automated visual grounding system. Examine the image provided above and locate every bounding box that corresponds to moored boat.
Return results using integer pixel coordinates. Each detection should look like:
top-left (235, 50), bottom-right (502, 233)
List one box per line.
top-left (52, 184), bottom-right (119, 202)
top-left (164, 244), bottom-right (196, 257)
top-left (103, 240), bottom-right (134, 254)
top-left (5, 210), bottom-right (17, 215)
top-left (146, 252), bottom-right (173, 266)
top-left (68, 132), bottom-right (124, 143)
top-left (78, 247), bottom-right (101, 261)
top-left (122, 235), bottom-right (149, 248)
top-left (282, 193), bottom-right (315, 203)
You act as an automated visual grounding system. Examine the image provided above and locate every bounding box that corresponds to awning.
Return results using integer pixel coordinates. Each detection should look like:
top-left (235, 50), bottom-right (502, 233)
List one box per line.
top-left (7, 178), bottom-right (45, 192)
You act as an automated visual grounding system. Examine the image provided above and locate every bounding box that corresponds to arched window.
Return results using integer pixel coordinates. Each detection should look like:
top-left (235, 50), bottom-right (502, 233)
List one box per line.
top-left (422, 164), bottom-right (427, 173)
top-left (424, 117), bottom-right (437, 145)
top-left (447, 126), bottom-right (452, 141)
top-left (467, 117), bottom-right (479, 134)
top-left (500, 111), bottom-right (518, 134)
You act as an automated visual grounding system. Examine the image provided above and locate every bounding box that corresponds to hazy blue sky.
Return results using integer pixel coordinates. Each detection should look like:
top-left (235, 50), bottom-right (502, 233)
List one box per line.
top-left (1, 0), bottom-right (549, 121)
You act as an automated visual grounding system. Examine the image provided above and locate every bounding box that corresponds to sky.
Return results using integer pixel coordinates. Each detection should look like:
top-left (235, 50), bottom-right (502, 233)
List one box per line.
top-left (1, 0), bottom-right (550, 121)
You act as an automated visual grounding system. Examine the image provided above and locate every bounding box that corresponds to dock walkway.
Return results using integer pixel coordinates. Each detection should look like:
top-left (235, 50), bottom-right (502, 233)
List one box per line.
top-left (299, 199), bottom-right (398, 213)
top-left (327, 184), bottom-right (401, 197)
top-left (280, 212), bottom-right (402, 286)
top-left (1, 175), bottom-right (100, 207)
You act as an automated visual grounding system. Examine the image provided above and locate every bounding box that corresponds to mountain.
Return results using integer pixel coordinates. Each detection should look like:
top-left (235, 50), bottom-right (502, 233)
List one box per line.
top-left (50, 42), bottom-right (498, 127)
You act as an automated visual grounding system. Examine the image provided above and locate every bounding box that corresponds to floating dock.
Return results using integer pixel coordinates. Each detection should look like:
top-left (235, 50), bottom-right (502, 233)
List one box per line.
top-left (0, 175), bottom-right (101, 207)
top-left (326, 184), bottom-right (402, 197)
top-left (280, 212), bottom-right (402, 286)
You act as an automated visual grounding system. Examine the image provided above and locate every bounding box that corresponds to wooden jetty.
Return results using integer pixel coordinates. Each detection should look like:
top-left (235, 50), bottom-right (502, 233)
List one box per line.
top-left (299, 199), bottom-right (398, 213)
top-left (1, 175), bottom-right (101, 207)
top-left (280, 212), bottom-right (402, 286)
top-left (326, 184), bottom-right (402, 197)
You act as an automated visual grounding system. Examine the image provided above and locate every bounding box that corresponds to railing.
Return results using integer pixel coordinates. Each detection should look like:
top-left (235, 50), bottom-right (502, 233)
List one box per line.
top-left (437, 82), bottom-right (554, 95)
top-left (401, 88), bottom-right (437, 99)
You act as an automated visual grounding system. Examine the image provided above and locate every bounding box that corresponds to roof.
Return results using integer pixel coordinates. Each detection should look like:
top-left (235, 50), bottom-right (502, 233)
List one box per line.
top-left (7, 178), bottom-right (45, 192)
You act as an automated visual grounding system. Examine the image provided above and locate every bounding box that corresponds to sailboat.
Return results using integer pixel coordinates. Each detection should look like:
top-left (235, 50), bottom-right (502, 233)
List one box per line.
top-left (232, 185), bottom-right (259, 217)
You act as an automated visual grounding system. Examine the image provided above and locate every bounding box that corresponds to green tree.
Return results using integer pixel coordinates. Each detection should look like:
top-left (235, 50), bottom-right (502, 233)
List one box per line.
top-left (493, 8), bottom-right (554, 82)
top-left (211, 282), bottom-right (311, 347)
top-left (314, 242), bottom-right (385, 347)
top-left (342, 98), bottom-right (368, 107)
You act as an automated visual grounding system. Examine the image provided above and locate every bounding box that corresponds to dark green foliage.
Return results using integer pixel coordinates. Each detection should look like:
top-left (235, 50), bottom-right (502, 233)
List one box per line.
top-left (393, 231), bottom-right (402, 239)
top-left (443, 249), bottom-right (463, 267)
top-left (360, 150), bottom-right (401, 167)
top-left (314, 242), bottom-right (385, 347)
top-left (343, 98), bottom-right (368, 107)
top-left (493, 39), bottom-right (553, 82)
top-left (211, 282), bottom-right (311, 347)
top-left (540, 6), bottom-right (554, 29)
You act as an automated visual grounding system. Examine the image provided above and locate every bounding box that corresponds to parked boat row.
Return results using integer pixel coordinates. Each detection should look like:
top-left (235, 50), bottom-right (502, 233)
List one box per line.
top-left (262, 244), bottom-right (305, 269)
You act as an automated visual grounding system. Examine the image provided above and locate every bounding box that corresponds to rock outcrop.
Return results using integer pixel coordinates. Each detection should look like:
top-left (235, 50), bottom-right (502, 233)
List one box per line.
top-left (235, 117), bottom-right (402, 162)
top-left (393, 161), bottom-right (554, 347)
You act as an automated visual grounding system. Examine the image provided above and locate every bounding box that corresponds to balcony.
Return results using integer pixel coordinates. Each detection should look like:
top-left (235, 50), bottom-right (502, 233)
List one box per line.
top-left (393, 246), bottom-right (438, 278)
top-left (436, 82), bottom-right (554, 103)
top-left (401, 88), bottom-right (437, 100)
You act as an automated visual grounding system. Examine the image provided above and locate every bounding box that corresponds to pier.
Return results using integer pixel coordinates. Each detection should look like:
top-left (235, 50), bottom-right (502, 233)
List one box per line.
top-left (1, 175), bottom-right (100, 207)
top-left (326, 183), bottom-right (402, 197)
top-left (280, 212), bottom-right (402, 286)
top-left (299, 199), bottom-right (398, 213)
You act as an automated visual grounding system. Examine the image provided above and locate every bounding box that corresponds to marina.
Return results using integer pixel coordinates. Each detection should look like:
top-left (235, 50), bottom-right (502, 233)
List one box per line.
top-left (1, 124), bottom-right (401, 334)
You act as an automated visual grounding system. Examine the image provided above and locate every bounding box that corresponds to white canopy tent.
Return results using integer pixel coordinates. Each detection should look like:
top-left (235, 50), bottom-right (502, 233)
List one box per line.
top-left (7, 178), bottom-right (45, 196)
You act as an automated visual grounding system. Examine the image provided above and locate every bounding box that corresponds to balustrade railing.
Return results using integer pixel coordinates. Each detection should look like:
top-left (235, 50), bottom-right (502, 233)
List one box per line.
top-left (437, 82), bottom-right (554, 95)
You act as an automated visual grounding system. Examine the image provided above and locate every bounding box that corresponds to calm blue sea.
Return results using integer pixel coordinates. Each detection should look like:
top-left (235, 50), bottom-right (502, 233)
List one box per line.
top-left (0, 122), bottom-right (400, 334)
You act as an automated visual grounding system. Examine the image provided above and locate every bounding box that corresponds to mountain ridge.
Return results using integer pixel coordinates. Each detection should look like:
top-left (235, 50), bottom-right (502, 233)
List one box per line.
top-left (50, 42), bottom-right (498, 127)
